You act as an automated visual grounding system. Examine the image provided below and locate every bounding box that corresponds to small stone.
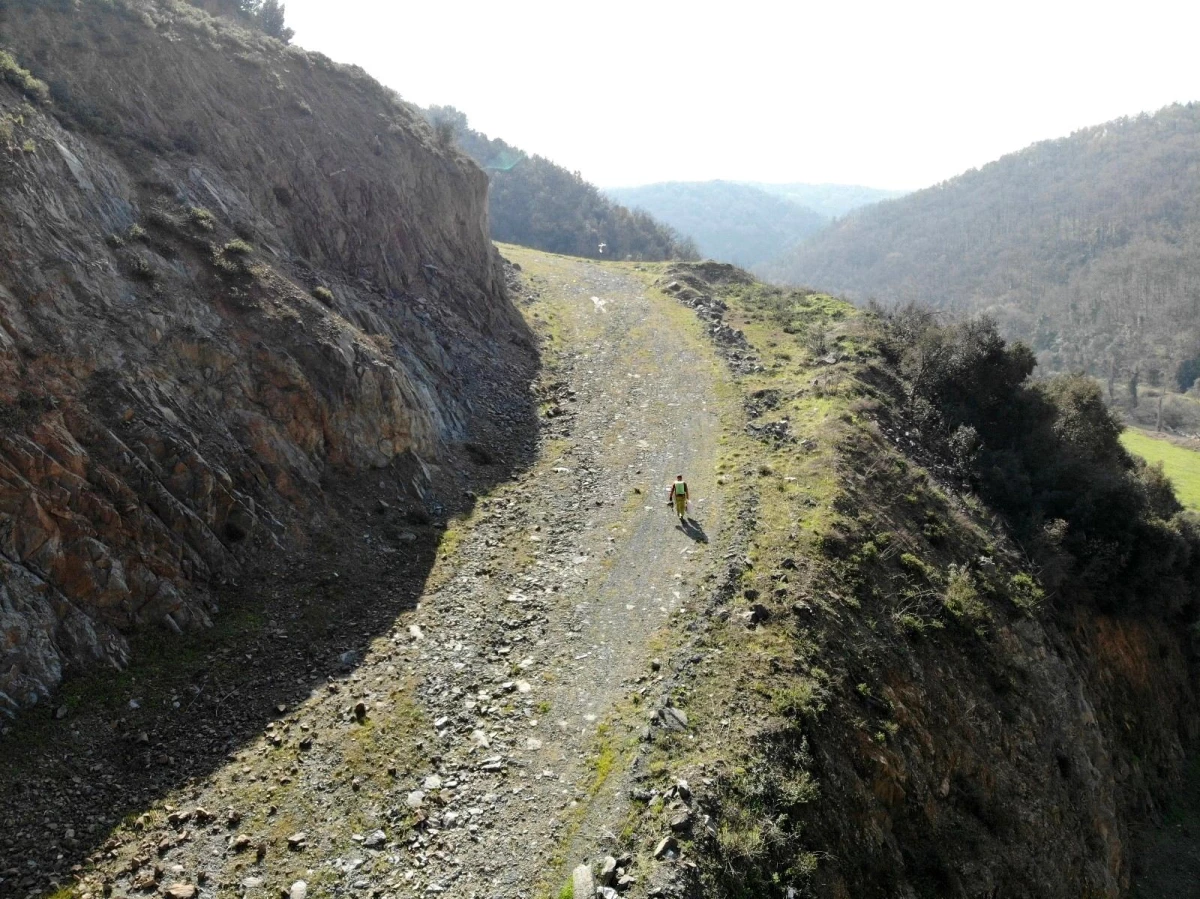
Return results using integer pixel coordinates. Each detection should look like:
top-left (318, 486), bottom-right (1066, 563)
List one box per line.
top-left (230, 834), bottom-right (252, 853)
top-left (597, 888), bottom-right (618, 899)
top-left (599, 855), bottom-right (618, 886)
top-left (162, 885), bottom-right (196, 899)
top-left (363, 829), bottom-right (386, 849)
top-left (653, 836), bottom-right (679, 859)
top-left (423, 774), bottom-right (442, 790)
top-left (571, 863), bottom-right (594, 899)
top-left (669, 811), bottom-right (693, 832)
top-left (354, 701), bottom-right (368, 721)
top-left (616, 874), bottom-right (637, 889)
top-left (54, 705), bottom-right (68, 720)
top-left (406, 790), bottom-right (425, 808)
top-left (289, 881), bottom-right (308, 899)
top-left (675, 779), bottom-right (692, 802)
top-left (657, 707), bottom-right (688, 731)
top-left (286, 832), bottom-right (307, 851)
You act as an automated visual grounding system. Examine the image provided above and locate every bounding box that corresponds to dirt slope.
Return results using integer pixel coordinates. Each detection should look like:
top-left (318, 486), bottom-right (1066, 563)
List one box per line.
top-left (0, 248), bottom-right (730, 899)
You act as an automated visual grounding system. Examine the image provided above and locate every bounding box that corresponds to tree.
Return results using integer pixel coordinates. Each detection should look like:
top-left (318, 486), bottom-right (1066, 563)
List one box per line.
top-left (186, 0), bottom-right (293, 42)
top-left (256, 0), bottom-right (294, 43)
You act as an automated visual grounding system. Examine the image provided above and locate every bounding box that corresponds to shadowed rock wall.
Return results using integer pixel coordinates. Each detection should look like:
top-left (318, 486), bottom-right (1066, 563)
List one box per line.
top-left (0, 0), bottom-right (532, 712)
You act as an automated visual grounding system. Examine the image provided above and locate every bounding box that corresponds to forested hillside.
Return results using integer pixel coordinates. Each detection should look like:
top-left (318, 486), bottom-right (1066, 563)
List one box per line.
top-left (604, 180), bottom-right (827, 268)
top-left (426, 106), bottom-right (696, 261)
top-left (767, 103), bottom-right (1200, 390)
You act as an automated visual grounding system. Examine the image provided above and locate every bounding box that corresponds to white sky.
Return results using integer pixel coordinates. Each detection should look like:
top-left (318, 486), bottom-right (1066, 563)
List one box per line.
top-left (283, 0), bottom-right (1200, 192)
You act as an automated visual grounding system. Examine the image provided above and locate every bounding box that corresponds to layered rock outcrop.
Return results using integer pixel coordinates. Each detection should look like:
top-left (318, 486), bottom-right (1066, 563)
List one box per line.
top-left (0, 0), bottom-right (531, 711)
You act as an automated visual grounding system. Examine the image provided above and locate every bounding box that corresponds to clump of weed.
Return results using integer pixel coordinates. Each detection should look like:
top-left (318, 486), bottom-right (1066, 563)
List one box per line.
top-left (1008, 572), bottom-right (1044, 613)
top-left (312, 285), bottom-right (335, 305)
top-left (899, 552), bottom-right (934, 580)
top-left (770, 679), bottom-right (825, 720)
top-left (943, 563), bottom-right (988, 623)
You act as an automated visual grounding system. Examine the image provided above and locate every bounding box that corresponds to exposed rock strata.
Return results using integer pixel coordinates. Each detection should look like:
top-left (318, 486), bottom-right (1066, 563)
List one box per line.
top-left (0, 0), bottom-right (532, 711)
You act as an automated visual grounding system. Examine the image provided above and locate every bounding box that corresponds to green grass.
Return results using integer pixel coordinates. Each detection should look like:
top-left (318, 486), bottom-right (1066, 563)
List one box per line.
top-left (1121, 428), bottom-right (1200, 511)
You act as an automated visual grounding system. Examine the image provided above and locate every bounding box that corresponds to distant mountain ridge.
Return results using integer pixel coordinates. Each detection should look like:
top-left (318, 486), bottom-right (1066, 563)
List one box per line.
top-left (766, 103), bottom-right (1200, 388)
top-left (605, 180), bottom-right (904, 270)
top-left (604, 181), bottom-right (827, 269)
top-left (745, 181), bottom-right (907, 218)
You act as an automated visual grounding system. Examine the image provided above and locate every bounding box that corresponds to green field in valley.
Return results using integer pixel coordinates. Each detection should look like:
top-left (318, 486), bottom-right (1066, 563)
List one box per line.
top-left (1121, 428), bottom-right (1200, 511)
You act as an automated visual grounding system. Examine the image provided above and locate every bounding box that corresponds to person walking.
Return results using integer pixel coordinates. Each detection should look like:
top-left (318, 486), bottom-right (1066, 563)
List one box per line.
top-left (667, 474), bottom-right (689, 521)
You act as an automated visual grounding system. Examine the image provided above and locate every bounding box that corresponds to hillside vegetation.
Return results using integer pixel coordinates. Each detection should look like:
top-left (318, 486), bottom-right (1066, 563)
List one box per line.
top-left (427, 106), bottom-right (697, 261)
top-left (767, 103), bottom-right (1200, 391)
top-left (624, 264), bottom-right (1200, 897)
top-left (604, 180), bottom-right (827, 269)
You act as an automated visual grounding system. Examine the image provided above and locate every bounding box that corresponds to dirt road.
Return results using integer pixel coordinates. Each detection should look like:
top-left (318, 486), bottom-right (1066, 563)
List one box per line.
top-left (8, 249), bottom-right (730, 899)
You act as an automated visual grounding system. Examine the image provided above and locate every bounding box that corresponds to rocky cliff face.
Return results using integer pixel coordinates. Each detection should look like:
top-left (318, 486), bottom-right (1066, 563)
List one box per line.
top-left (0, 0), bottom-right (532, 713)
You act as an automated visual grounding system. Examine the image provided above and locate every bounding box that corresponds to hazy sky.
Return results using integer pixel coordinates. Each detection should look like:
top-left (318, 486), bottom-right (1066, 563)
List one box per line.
top-left (283, 0), bottom-right (1199, 191)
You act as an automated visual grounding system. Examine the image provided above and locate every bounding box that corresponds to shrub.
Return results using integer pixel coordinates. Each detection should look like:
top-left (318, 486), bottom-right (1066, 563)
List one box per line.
top-left (433, 117), bottom-right (456, 148)
top-left (0, 51), bottom-right (51, 105)
top-left (877, 308), bottom-right (1200, 610)
top-left (187, 206), bottom-right (216, 231)
top-left (1008, 573), bottom-right (1044, 612)
top-left (943, 564), bottom-right (988, 622)
top-left (312, 286), bottom-right (334, 305)
top-left (222, 238), bottom-right (253, 256)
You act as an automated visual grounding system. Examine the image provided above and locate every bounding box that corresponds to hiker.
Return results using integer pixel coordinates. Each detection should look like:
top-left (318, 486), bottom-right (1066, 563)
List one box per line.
top-left (667, 474), bottom-right (689, 521)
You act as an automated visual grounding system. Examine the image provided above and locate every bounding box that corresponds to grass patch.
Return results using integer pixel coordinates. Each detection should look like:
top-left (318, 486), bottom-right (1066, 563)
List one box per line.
top-left (1121, 428), bottom-right (1200, 511)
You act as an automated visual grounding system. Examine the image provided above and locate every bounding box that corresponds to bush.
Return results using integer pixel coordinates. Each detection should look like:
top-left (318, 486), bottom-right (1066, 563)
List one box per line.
top-left (311, 286), bottom-right (334, 305)
top-left (187, 207), bottom-right (216, 231)
top-left (0, 51), bottom-right (50, 105)
top-left (878, 308), bottom-right (1200, 610)
top-left (222, 238), bottom-right (253, 256)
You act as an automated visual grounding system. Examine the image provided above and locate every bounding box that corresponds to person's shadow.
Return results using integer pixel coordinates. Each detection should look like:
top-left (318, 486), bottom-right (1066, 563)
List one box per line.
top-left (678, 516), bottom-right (709, 543)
